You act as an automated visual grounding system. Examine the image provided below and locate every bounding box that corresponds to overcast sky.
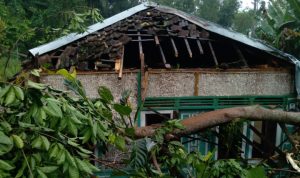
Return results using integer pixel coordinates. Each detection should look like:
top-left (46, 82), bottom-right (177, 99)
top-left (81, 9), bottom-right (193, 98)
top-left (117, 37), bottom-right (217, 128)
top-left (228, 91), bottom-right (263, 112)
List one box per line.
top-left (240, 0), bottom-right (269, 10)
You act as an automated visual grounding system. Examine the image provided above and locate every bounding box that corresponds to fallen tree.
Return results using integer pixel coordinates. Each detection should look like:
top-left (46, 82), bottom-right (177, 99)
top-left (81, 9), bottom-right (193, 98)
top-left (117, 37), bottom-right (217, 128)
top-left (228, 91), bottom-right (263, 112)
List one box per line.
top-left (0, 72), bottom-right (299, 178)
top-left (135, 105), bottom-right (300, 138)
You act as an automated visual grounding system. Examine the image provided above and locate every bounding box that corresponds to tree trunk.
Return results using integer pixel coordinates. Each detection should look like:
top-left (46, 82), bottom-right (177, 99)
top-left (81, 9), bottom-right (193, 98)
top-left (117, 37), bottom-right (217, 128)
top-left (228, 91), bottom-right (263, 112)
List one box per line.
top-left (135, 105), bottom-right (300, 138)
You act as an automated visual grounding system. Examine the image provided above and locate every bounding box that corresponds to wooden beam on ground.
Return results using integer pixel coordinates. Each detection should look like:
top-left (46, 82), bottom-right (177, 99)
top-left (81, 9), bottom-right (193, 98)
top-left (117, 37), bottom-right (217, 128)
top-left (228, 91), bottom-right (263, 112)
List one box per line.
top-left (118, 46), bottom-right (125, 80)
top-left (184, 38), bottom-right (193, 58)
top-left (208, 41), bottom-right (219, 66)
top-left (196, 40), bottom-right (204, 55)
top-left (233, 44), bottom-right (248, 67)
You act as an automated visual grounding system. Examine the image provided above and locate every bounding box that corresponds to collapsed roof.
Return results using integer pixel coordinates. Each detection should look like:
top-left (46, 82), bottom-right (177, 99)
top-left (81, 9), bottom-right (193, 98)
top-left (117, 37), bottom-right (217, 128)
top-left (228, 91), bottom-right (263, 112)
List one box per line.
top-left (25, 2), bottom-right (298, 72)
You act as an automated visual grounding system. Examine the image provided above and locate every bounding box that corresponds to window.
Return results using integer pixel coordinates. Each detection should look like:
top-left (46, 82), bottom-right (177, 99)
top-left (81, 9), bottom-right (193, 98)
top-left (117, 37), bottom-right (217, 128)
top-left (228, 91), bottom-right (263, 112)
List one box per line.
top-left (140, 110), bottom-right (174, 127)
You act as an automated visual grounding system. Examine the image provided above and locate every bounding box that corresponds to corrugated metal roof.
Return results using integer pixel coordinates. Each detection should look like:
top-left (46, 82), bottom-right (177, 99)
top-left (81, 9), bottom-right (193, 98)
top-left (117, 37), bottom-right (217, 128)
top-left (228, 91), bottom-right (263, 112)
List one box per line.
top-left (155, 6), bottom-right (273, 51)
top-left (28, 2), bottom-right (299, 64)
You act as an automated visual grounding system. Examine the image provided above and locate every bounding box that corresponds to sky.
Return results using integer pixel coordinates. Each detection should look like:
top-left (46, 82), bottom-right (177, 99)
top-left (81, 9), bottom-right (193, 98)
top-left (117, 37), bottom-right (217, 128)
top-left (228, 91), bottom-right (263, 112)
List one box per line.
top-left (240, 0), bottom-right (269, 10)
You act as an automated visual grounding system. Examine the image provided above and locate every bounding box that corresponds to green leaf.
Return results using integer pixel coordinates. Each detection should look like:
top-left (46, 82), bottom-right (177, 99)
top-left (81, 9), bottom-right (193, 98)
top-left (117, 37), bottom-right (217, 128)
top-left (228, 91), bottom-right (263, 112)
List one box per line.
top-left (66, 151), bottom-right (77, 168)
top-left (98, 86), bottom-right (114, 103)
top-left (0, 86), bottom-right (10, 98)
top-left (67, 140), bottom-right (79, 147)
top-left (4, 87), bottom-right (15, 106)
top-left (78, 147), bottom-right (93, 155)
top-left (57, 149), bottom-right (66, 165)
top-left (31, 69), bottom-right (41, 77)
top-left (0, 160), bottom-right (15, 171)
top-left (82, 129), bottom-right (92, 144)
top-left (31, 136), bottom-right (43, 149)
top-left (129, 138), bottom-right (148, 169)
top-left (43, 99), bottom-right (62, 118)
top-left (12, 135), bottom-right (24, 149)
top-left (115, 135), bottom-right (126, 151)
top-left (37, 169), bottom-right (48, 178)
top-left (0, 121), bottom-right (12, 133)
top-left (113, 104), bottom-right (132, 116)
top-left (38, 166), bottom-right (58, 173)
top-left (0, 131), bottom-right (13, 156)
top-left (125, 128), bottom-right (135, 137)
top-left (29, 156), bottom-right (36, 170)
top-left (13, 86), bottom-right (24, 101)
top-left (15, 161), bottom-right (26, 178)
top-left (70, 115), bottom-right (82, 124)
top-left (68, 121), bottom-right (78, 136)
top-left (41, 136), bottom-right (50, 150)
top-left (18, 121), bottom-right (35, 128)
top-left (68, 166), bottom-right (79, 178)
top-left (56, 69), bottom-right (74, 80)
top-left (246, 166), bottom-right (267, 178)
top-left (49, 144), bottom-right (59, 158)
top-left (75, 158), bottom-right (92, 174)
top-left (27, 80), bottom-right (46, 90)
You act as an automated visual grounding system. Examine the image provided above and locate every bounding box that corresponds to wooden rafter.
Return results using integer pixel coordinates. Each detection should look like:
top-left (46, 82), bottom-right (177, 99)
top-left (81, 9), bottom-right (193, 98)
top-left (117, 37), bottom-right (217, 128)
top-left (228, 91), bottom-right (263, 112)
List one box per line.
top-left (208, 41), bottom-right (219, 66)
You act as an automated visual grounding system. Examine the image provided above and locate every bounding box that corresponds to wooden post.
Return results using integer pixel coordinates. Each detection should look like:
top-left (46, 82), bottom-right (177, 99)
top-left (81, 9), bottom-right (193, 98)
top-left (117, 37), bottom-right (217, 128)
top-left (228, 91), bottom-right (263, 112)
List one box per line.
top-left (154, 34), bottom-right (171, 69)
top-left (138, 31), bottom-right (146, 101)
top-left (233, 44), bottom-right (248, 67)
top-left (118, 46), bottom-right (125, 80)
top-left (196, 40), bottom-right (204, 55)
top-left (167, 28), bottom-right (178, 58)
top-left (170, 38), bottom-right (179, 58)
top-left (208, 41), bottom-right (218, 66)
top-left (158, 45), bottom-right (171, 69)
top-left (184, 38), bottom-right (193, 58)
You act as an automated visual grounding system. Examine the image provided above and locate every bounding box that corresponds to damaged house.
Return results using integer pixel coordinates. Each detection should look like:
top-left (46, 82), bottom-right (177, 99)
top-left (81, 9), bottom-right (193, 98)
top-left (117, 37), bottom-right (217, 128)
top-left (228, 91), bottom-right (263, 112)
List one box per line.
top-left (25, 2), bottom-right (299, 171)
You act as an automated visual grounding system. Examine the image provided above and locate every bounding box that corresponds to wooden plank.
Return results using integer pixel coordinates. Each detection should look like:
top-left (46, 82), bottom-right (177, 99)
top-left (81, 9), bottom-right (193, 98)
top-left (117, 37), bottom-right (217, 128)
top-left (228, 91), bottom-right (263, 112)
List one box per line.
top-left (233, 44), bottom-right (248, 67)
top-left (154, 35), bottom-right (160, 45)
top-left (167, 27), bottom-right (179, 58)
top-left (184, 38), bottom-right (193, 58)
top-left (138, 32), bottom-right (144, 58)
top-left (138, 31), bottom-right (146, 101)
top-left (170, 38), bottom-right (178, 58)
top-left (132, 39), bottom-right (155, 42)
top-left (208, 41), bottom-right (218, 66)
top-left (158, 45), bottom-right (171, 69)
top-left (196, 40), bottom-right (204, 55)
top-left (118, 46), bottom-right (125, 80)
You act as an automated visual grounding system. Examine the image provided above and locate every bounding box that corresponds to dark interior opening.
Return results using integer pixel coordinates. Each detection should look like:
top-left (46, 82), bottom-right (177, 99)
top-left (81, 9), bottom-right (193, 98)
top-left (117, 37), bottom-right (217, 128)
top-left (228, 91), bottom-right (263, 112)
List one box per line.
top-left (145, 113), bottom-right (171, 126)
top-left (123, 41), bottom-right (140, 69)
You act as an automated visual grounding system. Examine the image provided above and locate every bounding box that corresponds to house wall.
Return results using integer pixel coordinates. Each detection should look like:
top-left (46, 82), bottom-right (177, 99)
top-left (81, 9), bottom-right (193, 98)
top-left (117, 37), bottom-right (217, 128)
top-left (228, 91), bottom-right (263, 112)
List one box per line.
top-left (40, 72), bottom-right (138, 106)
top-left (147, 69), bottom-right (294, 97)
top-left (40, 69), bottom-right (294, 109)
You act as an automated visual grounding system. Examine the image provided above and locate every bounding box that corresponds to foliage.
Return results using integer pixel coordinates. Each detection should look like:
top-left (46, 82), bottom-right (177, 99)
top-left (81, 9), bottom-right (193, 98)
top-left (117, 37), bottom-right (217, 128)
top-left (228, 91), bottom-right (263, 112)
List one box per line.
top-left (0, 69), bottom-right (132, 177)
top-left (0, 69), bottom-right (268, 177)
top-left (218, 0), bottom-right (240, 27)
top-left (255, 0), bottom-right (300, 58)
top-left (233, 9), bottom-right (256, 34)
top-left (196, 0), bottom-right (221, 22)
top-left (0, 57), bottom-right (21, 82)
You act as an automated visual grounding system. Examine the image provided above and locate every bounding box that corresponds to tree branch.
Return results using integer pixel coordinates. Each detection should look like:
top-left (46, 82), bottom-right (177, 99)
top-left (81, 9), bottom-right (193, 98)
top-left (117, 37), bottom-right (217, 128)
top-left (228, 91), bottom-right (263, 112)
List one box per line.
top-left (135, 105), bottom-right (300, 138)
